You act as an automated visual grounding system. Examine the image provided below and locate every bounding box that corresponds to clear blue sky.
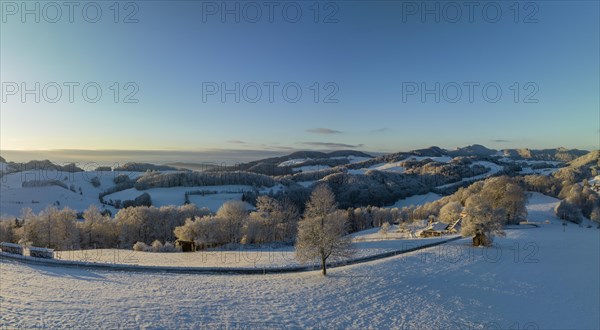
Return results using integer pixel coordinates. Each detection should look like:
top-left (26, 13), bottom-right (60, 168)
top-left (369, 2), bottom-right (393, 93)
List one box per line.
top-left (1, 1), bottom-right (598, 157)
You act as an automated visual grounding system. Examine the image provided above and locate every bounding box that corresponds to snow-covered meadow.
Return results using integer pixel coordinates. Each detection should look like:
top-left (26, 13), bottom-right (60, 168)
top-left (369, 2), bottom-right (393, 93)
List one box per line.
top-left (1, 193), bottom-right (598, 329)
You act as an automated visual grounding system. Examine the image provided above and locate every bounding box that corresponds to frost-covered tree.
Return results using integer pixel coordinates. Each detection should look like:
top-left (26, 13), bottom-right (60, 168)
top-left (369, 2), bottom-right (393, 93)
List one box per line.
top-left (438, 201), bottom-right (463, 224)
top-left (151, 239), bottom-right (163, 252)
top-left (20, 206), bottom-right (79, 249)
top-left (246, 196), bottom-right (299, 243)
top-left (555, 200), bottom-right (583, 224)
top-left (174, 215), bottom-right (226, 247)
top-left (461, 195), bottom-right (505, 246)
top-left (295, 185), bottom-right (353, 275)
top-left (114, 204), bottom-right (210, 247)
top-left (216, 201), bottom-right (248, 243)
top-left (0, 218), bottom-right (17, 243)
top-left (379, 222), bottom-right (390, 236)
top-left (115, 206), bottom-right (150, 247)
top-left (590, 206), bottom-right (600, 224)
top-left (78, 205), bottom-right (117, 248)
top-left (133, 241), bottom-right (149, 251)
top-left (479, 176), bottom-right (527, 224)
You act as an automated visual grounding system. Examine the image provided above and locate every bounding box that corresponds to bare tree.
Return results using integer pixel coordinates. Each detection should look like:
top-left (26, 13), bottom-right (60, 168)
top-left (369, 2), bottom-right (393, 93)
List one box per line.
top-left (295, 185), bottom-right (353, 275)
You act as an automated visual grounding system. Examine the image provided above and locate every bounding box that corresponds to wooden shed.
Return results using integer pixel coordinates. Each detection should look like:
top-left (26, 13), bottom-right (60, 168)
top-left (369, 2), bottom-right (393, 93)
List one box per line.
top-left (176, 240), bottom-right (196, 252)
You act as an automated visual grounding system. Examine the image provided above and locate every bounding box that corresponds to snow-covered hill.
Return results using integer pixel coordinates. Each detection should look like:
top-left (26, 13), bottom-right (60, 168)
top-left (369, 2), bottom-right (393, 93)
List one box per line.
top-left (0, 170), bottom-right (128, 217)
top-left (0, 147), bottom-right (587, 217)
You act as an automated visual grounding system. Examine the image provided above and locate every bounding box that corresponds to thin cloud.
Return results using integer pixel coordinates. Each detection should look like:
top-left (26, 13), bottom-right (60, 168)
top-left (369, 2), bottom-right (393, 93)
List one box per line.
top-left (369, 128), bottom-right (389, 133)
top-left (226, 140), bottom-right (246, 144)
top-left (301, 142), bottom-right (364, 148)
top-left (306, 128), bottom-right (342, 134)
top-left (260, 144), bottom-right (297, 151)
top-left (491, 139), bottom-right (510, 143)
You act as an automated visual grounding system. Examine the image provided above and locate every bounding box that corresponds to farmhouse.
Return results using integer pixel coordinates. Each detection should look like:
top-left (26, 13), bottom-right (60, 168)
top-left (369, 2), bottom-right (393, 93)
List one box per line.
top-left (419, 213), bottom-right (464, 238)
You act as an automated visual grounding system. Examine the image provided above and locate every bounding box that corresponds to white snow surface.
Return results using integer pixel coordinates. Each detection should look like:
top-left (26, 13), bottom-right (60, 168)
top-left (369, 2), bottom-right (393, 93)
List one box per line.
top-left (436, 161), bottom-right (504, 189)
top-left (278, 158), bottom-right (311, 167)
top-left (0, 170), bottom-right (132, 217)
top-left (1, 190), bottom-right (599, 329)
top-left (292, 165), bottom-right (331, 173)
top-left (297, 180), bottom-right (317, 188)
top-left (386, 193), bottom-right (443, 209)
top-left (348, 156), bottom-right (451, 175)
top-left (331, 155), bottom-right (372, 164)
top-left (1, 169), bottom-right (281, 216)
top-left (104, 185), bottom-right (257, 210)
top-left (40, 234), bottom-right (448, 270)
top-left (370, 161), bottom-right (406, 173)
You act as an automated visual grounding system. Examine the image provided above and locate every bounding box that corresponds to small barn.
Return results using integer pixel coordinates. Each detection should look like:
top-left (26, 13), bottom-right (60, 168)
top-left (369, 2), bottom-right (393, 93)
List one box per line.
top-left (0, 242), bottom-right (23, 255)
top-left (176, 240), bottom-right (195, 252)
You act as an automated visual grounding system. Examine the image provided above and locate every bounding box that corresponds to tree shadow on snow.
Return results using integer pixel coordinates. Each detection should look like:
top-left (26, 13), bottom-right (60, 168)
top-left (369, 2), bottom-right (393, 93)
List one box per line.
top-left (21, 262), bottom-right (120, 283)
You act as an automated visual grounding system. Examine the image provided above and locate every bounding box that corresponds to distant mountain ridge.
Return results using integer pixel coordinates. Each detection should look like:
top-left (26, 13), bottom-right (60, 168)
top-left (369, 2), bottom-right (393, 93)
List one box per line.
top-left (253, 150), bottom-right (373, 165)
top-left (500, 148), bottom-right (588, 161)
top-left (448, 144), bottom-right (497, 157)
top-left (0, 146), bottom-right (590, 171)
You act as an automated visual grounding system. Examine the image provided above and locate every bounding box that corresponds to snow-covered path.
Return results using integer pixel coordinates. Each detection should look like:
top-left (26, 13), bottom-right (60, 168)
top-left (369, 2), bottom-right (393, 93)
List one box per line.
top-left (1, 193), bottom-right (599, 329)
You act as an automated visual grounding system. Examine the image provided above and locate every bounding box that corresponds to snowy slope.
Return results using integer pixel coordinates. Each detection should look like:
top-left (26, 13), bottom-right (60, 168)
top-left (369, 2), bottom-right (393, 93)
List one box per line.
top-left (188, 194), bottom-right (253, 212)
top-left (2, 212), bottom-right (598, 329)
top-left (386, 193), bottom-right (443, 208)
top-left (293, 165), bottom-right (331, 173)
top-left (371, 161), bottom-right (406, 173)
top-left (278, 158), bottom-right (310, 167)
top-left (103, 185), bottom-right (255, 208)
top-left (436, 161), bottom-right (504, 189)
top-left (0, 170), bottom-right (127, 216)
top-left (331, 155), bottom-right (372, 164)
top-left (103, 184), bottom-right (282, 211)
top-left (348, 156), bottom-right (453, 175)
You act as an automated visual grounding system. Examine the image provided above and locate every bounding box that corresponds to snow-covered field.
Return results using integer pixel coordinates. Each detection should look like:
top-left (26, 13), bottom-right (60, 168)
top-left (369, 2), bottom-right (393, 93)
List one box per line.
top-left (436, 161), bottom-right (505, 189)
top-left (39, 228), bottom-right (450, 269)
top-left (0, 169), bottom-right (129, 217)
top-left (104, 185), bottom-right (262, 211)
top-left (348, 156), bottom-right (452, 175)
top-left (1, 193), bottom-right (598, 329)
top-left (0, 169), bottom-right (278, 216)
top-left (292, 165), bottom-right (331, 173)
top-left (387, 192), bottom-right (443, 209)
